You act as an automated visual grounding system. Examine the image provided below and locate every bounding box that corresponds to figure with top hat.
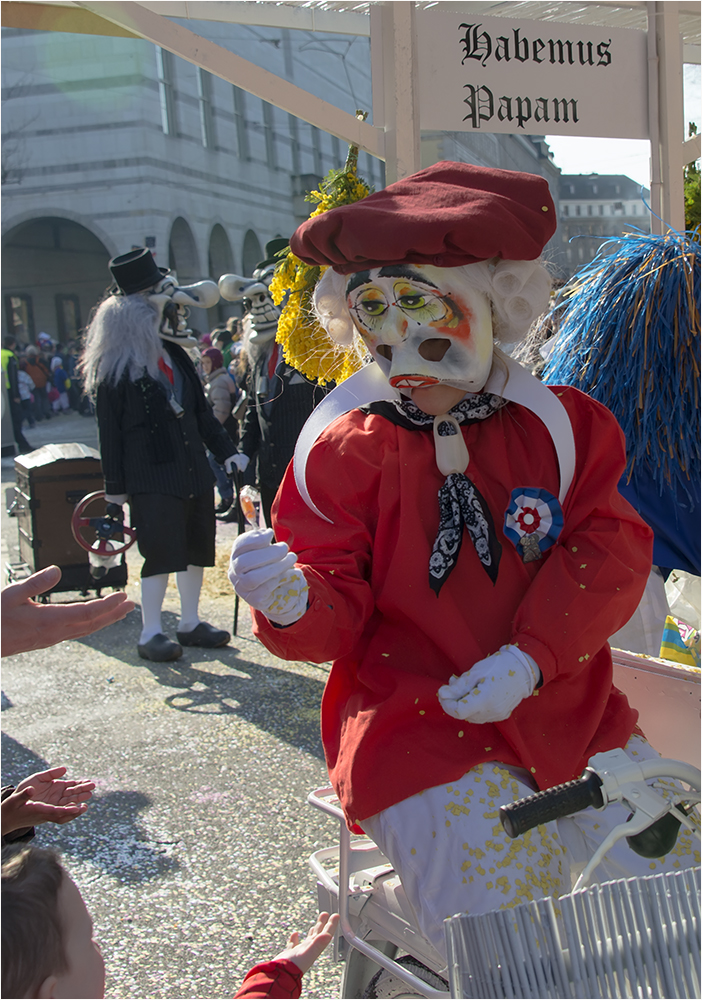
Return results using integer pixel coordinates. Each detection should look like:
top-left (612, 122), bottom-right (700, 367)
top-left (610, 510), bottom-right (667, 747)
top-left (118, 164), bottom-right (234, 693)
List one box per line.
top-left (81, 248), bottom-right (239, 662)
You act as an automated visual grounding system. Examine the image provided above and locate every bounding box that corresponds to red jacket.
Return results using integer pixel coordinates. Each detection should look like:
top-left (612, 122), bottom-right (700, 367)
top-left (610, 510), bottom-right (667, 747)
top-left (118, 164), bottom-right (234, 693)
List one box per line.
top-left (253, 387), bottom-right (652, 826)
top-left (234, 960), bottom-right (302, 999)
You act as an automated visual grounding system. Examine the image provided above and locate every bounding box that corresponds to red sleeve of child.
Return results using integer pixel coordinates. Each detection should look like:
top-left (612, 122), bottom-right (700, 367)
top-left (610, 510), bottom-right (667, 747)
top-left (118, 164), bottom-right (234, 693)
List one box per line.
top-left (233, 959), bottom-right (303, 999)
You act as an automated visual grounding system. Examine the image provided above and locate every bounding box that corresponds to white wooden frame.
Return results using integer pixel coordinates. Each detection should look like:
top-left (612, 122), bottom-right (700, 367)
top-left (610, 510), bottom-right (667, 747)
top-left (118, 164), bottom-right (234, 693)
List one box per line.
top-left (7, 0), bottom-right (701, 224)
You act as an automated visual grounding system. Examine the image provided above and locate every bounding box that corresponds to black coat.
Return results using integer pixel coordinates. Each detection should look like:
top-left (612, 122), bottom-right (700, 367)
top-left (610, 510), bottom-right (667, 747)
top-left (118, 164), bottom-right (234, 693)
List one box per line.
top-left (96, 341), bottom-right (237, 498)
top-left (239, 347), bottom-right (329, 492)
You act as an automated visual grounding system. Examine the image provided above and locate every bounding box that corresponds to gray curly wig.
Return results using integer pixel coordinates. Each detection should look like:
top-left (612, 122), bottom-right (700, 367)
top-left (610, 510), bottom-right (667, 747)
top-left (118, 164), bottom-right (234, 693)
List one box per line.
top-left (80, 294), bottom-right (162, 397)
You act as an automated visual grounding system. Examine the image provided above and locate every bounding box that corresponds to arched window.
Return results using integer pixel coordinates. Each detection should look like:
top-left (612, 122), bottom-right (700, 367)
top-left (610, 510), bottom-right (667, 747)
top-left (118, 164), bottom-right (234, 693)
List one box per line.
top-left (208, 225), bottom-right (235, 326)
top-left (2, 217), bottom-right (110, 345)
top-left (241, 230), bottom-right (263, 277)
top-left (168, 217), bottom-right (200, 285)
top-left (208, 224), bottom-right (234, 279)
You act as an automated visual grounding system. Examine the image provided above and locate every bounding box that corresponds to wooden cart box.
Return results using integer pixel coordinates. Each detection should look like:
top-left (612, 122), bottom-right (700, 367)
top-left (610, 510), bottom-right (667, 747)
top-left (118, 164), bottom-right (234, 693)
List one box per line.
top-left (12, 442), bottom-right (127, 594)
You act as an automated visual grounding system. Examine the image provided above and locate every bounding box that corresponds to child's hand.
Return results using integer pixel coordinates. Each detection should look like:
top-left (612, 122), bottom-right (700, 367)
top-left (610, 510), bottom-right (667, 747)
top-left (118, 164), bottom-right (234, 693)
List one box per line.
top-left (274, 912), bottom-right (339, 975)
top-left (2, 766), bottom-right (95, 835)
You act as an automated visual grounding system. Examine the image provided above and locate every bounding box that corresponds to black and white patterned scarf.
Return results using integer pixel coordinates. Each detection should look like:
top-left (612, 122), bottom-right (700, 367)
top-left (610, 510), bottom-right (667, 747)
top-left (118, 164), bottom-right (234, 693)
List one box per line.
top-left (362, 393), bottom-right (506, 594)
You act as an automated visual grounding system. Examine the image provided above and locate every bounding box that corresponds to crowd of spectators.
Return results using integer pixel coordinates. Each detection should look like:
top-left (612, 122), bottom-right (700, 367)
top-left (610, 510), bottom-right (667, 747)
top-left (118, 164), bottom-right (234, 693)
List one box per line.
top-left (2, 332), bottom-right (93, 453)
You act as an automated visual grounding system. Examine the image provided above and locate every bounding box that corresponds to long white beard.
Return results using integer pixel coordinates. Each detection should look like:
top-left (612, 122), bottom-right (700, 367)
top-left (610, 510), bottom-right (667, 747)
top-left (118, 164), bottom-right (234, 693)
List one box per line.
top-left (81, 294), bottom-right (162, 395)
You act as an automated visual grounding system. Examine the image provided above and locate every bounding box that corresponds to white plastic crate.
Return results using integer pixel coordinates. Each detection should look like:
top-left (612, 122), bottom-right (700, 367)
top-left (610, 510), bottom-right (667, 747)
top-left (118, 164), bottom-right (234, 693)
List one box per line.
top-left (445, 866), bottom-right (700, 999)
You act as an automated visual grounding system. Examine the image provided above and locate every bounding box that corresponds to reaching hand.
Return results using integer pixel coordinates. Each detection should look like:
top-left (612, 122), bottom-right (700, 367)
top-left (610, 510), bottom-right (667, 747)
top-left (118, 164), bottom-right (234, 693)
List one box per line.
top-left (2, 766), bottom-right (95, 835)
top-left (229, 529), bottom-right (308, 626)
top-left (438, 645), bottom-right (540, 724)
top-left (274, 912), bottom-right (339, 974)
top-left (1, 566), bottom-right (135, 657)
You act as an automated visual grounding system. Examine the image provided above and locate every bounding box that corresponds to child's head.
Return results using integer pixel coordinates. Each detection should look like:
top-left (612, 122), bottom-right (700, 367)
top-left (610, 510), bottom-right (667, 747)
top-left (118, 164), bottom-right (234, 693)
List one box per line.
top-left (201, 347), bottom-right (223, 374)
top-left (2, 846), bottom-right (105, 999)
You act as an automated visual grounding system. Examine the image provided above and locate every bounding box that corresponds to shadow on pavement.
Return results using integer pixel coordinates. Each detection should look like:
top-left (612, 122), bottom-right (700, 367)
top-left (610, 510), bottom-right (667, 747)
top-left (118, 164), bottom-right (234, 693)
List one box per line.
top-left (159, 658), bottom-right (325, 759)
top-left (1, 734), bottom-right (180, 882)
top-left (76, 610), bottom-right (326, 760)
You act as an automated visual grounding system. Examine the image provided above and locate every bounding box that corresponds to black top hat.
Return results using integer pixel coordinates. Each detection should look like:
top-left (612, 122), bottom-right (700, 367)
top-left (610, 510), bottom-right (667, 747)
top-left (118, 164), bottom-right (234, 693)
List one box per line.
top-left (254, 237), bottom-right (290, 273)
top-left (109, 248), bottom-right (168, 294)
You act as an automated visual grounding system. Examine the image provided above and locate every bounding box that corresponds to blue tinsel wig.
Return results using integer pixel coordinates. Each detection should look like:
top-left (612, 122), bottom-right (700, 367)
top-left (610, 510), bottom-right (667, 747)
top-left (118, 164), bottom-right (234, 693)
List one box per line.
top-left (543, 230), bottom-right (700, 505)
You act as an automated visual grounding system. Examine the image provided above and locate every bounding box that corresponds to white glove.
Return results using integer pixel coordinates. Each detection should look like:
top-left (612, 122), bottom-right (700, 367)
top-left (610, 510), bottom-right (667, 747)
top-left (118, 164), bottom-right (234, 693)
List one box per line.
top-left (225, 453), bottom-right (249, 475)
top-left (104, 494), bottom-right (128, 505)
top-left (228, 528), bottom-right (308, 626)
top-left (438, 645), bottom-right (540, 724)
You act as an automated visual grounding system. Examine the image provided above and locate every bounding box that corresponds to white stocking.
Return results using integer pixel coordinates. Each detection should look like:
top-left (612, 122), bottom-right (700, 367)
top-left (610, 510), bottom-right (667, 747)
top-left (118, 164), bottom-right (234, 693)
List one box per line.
top-left (176, 565), bottom-right (203, 633)
top-left (139, 574), bottom-right (169, 644)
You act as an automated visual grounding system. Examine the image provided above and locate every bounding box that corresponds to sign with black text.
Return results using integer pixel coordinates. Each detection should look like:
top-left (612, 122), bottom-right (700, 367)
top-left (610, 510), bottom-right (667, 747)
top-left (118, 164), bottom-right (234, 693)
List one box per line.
top-left (417, 8), bottom-right (648, 139)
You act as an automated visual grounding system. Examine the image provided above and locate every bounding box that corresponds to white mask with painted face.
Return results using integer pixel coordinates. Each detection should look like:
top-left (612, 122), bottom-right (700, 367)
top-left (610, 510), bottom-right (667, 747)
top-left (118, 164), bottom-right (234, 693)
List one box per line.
top-left (346, 264), bottom-right (494, 396)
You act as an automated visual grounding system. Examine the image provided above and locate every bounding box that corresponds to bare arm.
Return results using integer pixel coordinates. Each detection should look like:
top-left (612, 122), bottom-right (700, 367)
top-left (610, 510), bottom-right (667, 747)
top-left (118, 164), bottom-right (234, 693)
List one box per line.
top-left (1, 566), bottom-right (135, 657)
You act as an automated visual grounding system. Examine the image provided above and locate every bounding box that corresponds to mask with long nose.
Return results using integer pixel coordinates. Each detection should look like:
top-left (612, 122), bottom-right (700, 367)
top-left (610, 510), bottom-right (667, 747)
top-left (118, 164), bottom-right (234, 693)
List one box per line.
top-left (148, 274), bottom-right (220, 346)
top-left (346, 264), bottom-right (494, 413)
top-left (218, 264), bottom-right (280, 348)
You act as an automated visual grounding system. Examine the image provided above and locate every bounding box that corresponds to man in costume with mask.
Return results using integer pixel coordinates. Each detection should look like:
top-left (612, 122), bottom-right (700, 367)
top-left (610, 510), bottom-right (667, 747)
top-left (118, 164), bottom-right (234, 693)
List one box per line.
top-left (228, 164), bottom-right (698, 960)
top-left (81, 248), bottom-right (239, 662)
top-left (221, 240), bottom-right (330, 526)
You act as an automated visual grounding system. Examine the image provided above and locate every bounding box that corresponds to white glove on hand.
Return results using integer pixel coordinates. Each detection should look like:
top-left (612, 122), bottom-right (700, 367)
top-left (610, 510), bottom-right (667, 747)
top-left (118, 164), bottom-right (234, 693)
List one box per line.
top-left (228, 528), bottom-right (308, 626)
top-left (438, 645), bottom-right (540, 724)
top-left (225, 453), bottom-right (249, 475)
top-left (104, 494), bottom-right (128, 505)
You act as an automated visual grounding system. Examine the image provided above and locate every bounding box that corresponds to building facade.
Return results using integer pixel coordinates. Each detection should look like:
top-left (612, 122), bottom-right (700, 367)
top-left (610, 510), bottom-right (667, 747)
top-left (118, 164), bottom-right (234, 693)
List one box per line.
top-left (2, 16), bottom-right (563, 343)
top-left (557, 173), bottom-right (651, 275)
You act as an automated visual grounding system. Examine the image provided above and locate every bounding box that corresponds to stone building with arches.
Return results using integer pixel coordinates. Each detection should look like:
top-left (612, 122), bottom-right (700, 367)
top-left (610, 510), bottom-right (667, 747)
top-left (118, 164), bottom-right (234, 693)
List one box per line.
top-left (1, 14), bottom-right (560, 343)
top-left (1, 18), bottom-right (381, 341)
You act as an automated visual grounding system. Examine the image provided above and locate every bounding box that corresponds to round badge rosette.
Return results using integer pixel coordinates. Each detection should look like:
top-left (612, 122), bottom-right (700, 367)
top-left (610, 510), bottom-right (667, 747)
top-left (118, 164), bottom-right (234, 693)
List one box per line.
top-left (504, 487), bottom-right (564, 563)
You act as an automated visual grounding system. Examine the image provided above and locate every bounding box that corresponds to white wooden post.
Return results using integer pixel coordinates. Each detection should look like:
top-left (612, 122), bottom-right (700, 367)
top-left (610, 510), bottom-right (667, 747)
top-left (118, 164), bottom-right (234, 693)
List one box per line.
top-left (371, 2), bottom-right (421, 184)
top-left (652, 1), bottom-right (686, 231)
top-left (647, 2), bottom-right (663, 234)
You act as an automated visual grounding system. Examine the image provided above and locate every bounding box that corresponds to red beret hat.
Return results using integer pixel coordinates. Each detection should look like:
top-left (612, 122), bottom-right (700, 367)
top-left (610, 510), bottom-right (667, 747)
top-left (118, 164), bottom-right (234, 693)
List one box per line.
top-left (290, 161), bottom-right (556, 274)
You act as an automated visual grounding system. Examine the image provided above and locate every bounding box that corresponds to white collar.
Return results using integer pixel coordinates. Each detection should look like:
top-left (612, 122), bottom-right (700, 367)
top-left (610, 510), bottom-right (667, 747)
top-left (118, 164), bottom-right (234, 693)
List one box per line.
top-left (293, 358), bottom-right (576, 523)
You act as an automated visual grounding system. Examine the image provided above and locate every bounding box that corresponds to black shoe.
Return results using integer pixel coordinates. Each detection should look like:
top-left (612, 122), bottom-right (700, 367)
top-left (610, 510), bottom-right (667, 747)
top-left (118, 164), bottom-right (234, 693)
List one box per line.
top-left (176, 622), bottom-right (230, 648)
top-left (214, 497), bottom-right (233, 515)
top-left (137, 633), bottom-right (183, 661)
top-left (216, 504), bottom-right (240, 523)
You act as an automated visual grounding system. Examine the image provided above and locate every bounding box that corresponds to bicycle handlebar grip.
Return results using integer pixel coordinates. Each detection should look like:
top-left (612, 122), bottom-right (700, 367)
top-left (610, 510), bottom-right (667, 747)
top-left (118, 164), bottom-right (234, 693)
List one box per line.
top-left (500, 770), bottom-right (604, 838)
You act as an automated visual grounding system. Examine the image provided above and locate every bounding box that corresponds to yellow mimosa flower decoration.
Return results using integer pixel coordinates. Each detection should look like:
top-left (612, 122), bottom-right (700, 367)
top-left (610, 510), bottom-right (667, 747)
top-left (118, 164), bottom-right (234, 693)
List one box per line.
top-left (270, 118), bottom-right (373, 385)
